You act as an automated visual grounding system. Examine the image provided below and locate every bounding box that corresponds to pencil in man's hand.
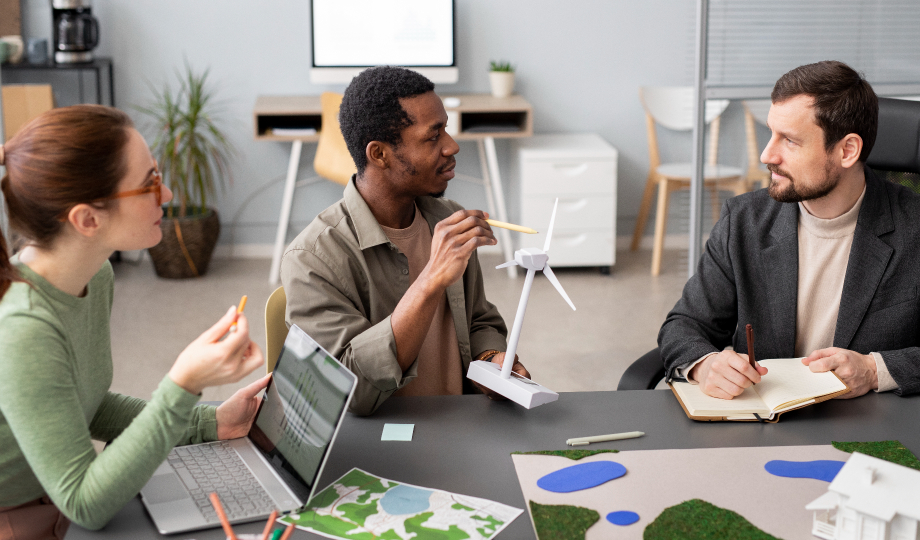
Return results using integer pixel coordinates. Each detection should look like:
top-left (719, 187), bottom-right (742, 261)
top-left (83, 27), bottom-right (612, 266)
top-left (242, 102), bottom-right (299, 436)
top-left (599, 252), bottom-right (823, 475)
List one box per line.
top-left (485, 218), bottom-right (538, 234)
top-left (229, 295), bottom-right (248, 333)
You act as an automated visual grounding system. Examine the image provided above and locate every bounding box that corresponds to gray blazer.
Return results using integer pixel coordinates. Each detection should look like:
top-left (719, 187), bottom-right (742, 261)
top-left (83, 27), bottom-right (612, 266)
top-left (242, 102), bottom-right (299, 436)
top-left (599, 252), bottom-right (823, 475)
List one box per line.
top-left (659, 166), bottom-right (920, 396)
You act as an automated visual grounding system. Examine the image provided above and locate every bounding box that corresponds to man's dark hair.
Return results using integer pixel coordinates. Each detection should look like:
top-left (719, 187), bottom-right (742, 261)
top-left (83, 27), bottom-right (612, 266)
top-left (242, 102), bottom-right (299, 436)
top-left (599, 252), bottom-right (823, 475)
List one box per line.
top-left (339, 66), bottom-right (435, 174)
top-left (772, 60), bottom-right (878, 162)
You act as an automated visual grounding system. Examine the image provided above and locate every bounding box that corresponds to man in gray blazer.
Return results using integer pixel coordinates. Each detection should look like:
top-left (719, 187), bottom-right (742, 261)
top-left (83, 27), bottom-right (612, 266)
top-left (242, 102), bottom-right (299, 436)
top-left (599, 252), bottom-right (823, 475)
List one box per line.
top-left (659, 60), bottom-right (920, 400)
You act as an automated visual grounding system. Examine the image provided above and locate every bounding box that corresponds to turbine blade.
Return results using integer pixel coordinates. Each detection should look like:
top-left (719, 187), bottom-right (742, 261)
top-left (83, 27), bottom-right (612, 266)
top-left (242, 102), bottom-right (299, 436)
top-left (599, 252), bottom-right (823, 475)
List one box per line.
top-left (544, 198), bottom-right (559, 252)
top-left (542, 264), bottom-right (576, 311)
top-left (496, 260), bottom-right (519, 269)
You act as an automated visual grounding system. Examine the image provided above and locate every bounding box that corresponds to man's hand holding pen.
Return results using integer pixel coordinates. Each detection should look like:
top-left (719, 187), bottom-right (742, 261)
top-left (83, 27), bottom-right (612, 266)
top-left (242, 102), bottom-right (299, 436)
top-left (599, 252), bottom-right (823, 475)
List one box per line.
top-left (689, 351), bottom-right (768, 399)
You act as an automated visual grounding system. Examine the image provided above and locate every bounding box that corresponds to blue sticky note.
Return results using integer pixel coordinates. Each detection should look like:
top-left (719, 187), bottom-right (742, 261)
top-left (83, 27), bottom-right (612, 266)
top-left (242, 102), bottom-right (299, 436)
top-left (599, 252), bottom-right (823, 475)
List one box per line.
top-left (381, 423), bottom-right (415, 441)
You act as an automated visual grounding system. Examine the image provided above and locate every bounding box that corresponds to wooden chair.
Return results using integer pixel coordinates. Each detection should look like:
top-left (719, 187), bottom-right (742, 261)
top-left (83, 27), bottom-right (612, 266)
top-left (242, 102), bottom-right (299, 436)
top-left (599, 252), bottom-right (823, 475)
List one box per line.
top-left (631, 87), bottom-right (747, 276)
top-left (264, 286), bottom-right (287, 374)
top-left (313, 92), bottom-right (356, 186)
top-left (743, 100), bottom-right (772, 190)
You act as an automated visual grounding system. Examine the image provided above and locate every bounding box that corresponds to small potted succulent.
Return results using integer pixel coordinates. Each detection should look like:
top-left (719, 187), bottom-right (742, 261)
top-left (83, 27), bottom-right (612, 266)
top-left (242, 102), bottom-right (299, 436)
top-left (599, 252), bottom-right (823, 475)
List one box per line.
top-left (138, 64), bottom-right (235, 279)
top-left (489, 60), bottom-right (515, 98)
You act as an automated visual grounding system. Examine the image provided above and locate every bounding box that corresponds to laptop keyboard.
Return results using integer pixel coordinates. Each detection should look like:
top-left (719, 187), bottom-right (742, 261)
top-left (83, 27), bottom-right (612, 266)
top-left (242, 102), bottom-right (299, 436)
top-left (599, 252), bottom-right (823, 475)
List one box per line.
top-left (168, 441), bottom-right (277, 522)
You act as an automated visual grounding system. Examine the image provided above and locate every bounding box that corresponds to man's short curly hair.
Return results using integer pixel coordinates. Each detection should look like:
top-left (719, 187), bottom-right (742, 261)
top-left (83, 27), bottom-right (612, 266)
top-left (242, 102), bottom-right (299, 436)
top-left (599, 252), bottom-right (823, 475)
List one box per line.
top-left (339, 66), bottom-right (435, 174)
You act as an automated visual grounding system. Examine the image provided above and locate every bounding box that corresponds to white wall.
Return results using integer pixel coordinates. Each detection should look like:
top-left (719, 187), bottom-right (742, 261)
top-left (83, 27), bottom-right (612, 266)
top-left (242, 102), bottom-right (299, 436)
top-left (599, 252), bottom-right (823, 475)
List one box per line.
top-left (17, 0), bottom-right (744, 248)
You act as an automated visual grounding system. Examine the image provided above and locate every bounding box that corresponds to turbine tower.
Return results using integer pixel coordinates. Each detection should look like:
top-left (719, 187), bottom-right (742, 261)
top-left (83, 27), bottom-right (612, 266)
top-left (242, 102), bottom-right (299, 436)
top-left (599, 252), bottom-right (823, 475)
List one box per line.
top-left (467, 199), bottom-right (576, 408)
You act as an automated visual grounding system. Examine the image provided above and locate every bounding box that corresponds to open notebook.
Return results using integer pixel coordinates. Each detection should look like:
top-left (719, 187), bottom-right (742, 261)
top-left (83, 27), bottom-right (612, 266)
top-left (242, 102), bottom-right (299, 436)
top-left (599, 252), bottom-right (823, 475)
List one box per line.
top-left (669, 357), bottom-right (849, 422)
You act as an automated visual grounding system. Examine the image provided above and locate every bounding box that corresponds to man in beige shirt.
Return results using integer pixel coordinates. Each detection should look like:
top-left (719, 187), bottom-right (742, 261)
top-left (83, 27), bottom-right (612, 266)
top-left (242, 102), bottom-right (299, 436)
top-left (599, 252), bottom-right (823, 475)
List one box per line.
top-left (281, 66), bottom-right (527, 415)
top-left (660, 60), bottom-right (920, 400)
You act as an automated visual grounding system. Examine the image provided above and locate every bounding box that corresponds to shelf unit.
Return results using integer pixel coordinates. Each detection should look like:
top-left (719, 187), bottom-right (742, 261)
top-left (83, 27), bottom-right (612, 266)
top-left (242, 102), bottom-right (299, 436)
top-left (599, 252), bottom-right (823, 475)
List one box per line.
top-left (512, 133), bottom-right (618, 271)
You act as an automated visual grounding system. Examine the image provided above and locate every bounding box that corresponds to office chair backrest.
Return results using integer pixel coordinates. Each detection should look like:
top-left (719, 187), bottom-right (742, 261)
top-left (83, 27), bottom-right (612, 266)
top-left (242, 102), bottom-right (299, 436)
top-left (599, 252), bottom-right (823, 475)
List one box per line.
top-left (640, 87), bottom-right (731, 168)
top-left (264, 286), bottom-right (288, 374)
top-left (314, 92), bottom-right (357, 186)
top-left (743, 100), bottom-right (771, 176)
top-left (639, 86), bottom-right (729, 131)
top-left (867, 97), bottom-right (920, 175)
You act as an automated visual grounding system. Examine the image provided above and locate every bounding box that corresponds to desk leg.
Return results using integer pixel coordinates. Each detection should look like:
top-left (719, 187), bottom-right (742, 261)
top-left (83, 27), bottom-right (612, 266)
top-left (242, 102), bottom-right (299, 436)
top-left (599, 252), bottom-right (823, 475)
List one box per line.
top-left (479, 137), bottom-right (516, 278)
top-left (269, 140), bottom-right (302, 285)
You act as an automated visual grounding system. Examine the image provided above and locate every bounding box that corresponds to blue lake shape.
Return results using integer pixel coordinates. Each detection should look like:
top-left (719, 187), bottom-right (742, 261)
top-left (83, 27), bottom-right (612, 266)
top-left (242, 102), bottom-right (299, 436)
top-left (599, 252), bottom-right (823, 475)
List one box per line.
top-left (764, 460), bottom-right (846, 482)
top-left (607, 511), bottom-right (640, 526)
top-left (537, 461), bottom-right (627, 493)
top-left (379, 485), bottom-right (433, 515)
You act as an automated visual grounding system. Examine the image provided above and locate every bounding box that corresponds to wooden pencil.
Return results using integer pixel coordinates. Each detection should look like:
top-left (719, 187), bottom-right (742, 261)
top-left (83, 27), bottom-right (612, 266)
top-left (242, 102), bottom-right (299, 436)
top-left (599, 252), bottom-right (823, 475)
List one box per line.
top-left (278, 522), bottom-right (296, 540)
top-left (260, 510), bottom-right (278, 540)
top-left (485, 219), bottom-right (537, 234)
top-left (208, 492), bottom-right (238, 540)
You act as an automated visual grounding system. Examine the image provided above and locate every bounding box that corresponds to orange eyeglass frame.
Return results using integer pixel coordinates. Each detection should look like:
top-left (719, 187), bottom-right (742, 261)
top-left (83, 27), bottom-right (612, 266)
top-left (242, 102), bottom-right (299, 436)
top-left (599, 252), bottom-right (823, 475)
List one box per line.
top-left (99, 169), bottom-right (164, 206)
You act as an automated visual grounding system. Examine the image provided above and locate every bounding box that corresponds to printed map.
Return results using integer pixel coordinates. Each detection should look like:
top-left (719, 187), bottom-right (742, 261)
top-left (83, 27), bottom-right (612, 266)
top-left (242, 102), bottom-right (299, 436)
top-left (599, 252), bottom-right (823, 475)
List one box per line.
top-left (282, 468), bottom-right (522, 540)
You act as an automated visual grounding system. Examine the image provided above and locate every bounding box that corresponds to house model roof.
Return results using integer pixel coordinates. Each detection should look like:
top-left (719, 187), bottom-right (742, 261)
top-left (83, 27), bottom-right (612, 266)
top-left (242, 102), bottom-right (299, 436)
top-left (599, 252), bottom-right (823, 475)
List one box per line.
top-left (807, 452), bottom-right (920, 522)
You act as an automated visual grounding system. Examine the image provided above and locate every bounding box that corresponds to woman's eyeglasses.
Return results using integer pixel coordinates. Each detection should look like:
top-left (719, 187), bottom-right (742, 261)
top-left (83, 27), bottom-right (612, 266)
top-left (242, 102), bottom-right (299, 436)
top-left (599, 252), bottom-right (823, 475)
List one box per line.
top-left (99, 169), bottom-right (164, 206)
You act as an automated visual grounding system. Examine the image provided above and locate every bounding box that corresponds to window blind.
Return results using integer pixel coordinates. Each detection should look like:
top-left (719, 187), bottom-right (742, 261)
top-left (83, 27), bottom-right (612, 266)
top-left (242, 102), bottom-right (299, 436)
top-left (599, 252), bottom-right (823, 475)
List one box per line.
top-left (707, 0), bottom-right (920, 88)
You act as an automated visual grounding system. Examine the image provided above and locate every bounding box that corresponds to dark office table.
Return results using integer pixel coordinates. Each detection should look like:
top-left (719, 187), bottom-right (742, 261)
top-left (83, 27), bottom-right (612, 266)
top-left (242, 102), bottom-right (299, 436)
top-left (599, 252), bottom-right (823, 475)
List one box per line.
top-left (1, 58), bottom-right (114, 106)
top-left (65, 390), bottom-right (920, 539)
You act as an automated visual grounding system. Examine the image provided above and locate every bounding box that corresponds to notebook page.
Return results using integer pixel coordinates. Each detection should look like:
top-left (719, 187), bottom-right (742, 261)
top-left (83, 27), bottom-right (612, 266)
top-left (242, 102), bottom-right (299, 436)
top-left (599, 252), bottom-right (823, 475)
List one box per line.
top-left (671, 381), bottom-right (770, 416)
top-left (755, 358), bottom-right (847, 411)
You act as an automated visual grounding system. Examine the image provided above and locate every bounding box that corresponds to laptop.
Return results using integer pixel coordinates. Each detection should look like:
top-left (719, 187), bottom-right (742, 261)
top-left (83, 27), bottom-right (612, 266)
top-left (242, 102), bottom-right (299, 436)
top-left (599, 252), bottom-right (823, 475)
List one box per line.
top-left (139, 324), bottom-right (357, 534)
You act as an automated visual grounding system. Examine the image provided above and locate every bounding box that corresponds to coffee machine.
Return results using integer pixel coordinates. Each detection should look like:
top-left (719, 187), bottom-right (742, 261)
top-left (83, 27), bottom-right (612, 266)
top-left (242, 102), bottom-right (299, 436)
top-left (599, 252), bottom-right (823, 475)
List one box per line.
top-left (52, 0), bottom-right (99, 64)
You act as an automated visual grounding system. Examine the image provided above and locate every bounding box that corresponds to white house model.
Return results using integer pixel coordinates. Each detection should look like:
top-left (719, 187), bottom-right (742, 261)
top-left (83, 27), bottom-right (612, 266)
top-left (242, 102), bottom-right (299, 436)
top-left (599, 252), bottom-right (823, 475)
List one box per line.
top-left (805, 452), bottom-right (920, 540)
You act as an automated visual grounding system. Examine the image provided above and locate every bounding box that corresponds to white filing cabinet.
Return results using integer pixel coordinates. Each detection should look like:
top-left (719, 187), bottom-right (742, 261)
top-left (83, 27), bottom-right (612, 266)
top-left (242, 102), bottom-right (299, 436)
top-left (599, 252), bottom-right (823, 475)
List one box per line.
top-left (513, 134), bottom-right (618, 270)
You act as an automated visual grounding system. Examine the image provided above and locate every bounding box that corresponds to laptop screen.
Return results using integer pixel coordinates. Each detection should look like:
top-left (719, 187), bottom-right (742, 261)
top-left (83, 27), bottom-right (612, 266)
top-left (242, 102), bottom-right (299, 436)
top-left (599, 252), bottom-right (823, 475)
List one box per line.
top-left (248, 324), bottom-right (356, 502)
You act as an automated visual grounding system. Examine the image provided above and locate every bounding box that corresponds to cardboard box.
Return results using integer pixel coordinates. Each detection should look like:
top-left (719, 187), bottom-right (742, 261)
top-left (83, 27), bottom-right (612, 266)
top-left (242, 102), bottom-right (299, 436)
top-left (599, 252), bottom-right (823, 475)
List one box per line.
top-left (2, 84), bottom-right (55, 141)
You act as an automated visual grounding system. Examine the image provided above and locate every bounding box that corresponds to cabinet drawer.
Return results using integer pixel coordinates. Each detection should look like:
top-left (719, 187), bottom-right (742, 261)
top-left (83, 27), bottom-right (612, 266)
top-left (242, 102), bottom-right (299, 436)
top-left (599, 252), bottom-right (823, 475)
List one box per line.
top-left (521, 196), bottom-right (614, 231)
top-left (521, 160), bottom-right (616, 195)
top-left (524, 228), bottom-right (613, 267)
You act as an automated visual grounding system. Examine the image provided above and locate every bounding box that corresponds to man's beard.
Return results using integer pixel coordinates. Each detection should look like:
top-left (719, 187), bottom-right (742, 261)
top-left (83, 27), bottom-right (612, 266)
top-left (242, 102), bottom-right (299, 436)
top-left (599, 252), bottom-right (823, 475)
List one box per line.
top-left (394, 153), bottom-right (453, 198)
top-left (767, 159), bottom-right (840, 203)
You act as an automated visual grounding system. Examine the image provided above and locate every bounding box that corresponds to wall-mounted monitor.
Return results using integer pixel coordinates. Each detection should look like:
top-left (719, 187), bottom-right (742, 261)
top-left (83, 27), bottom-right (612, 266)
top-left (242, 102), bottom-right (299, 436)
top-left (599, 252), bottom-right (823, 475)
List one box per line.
top-left (310, 0), bottom-right (458, 84)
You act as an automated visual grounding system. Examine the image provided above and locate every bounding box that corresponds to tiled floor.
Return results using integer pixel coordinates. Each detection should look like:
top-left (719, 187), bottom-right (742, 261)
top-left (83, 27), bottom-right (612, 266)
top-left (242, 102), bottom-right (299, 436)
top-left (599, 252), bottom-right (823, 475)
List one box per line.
top-left (108, 247), bottom-right (688, 402)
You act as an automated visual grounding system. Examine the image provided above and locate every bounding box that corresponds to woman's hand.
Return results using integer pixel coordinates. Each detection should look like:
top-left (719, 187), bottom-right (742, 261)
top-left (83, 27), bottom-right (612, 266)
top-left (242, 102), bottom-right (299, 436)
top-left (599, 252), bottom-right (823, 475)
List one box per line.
top-left (217, 374), bottom-right (272, 440)
top-left (168, 306), bottom-right (265, 395)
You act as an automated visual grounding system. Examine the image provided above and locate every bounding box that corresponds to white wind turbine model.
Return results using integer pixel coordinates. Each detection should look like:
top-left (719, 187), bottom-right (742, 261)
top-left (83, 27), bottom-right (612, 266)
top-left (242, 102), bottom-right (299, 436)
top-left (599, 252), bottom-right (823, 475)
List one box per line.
top-left (467, 199), bottom-right (576, 409)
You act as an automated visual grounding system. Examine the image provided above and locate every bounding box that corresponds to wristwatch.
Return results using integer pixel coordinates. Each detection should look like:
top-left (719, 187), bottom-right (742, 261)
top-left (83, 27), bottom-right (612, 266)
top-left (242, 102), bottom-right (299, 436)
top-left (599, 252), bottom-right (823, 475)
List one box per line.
top-left (475, 349), bottom-right (502, 362)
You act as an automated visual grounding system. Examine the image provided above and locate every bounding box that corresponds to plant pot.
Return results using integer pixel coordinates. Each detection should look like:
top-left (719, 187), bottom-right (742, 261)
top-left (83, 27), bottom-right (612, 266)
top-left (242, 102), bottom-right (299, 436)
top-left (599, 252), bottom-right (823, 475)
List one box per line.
top-left (148, 208), bottom-right (221, 279)
top-left (489, 71), bottom-right (515, 98)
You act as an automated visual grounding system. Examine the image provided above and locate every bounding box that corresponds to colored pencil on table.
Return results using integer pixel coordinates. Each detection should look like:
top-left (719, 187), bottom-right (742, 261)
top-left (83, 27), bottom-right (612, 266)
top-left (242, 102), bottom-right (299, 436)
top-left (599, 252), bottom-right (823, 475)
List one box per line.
top-left (279, 522), bottom-right (296, 540)
top-left (208, 492), bottom-right (238, 540)
top-left (260, 510), bottom-right (278, 540)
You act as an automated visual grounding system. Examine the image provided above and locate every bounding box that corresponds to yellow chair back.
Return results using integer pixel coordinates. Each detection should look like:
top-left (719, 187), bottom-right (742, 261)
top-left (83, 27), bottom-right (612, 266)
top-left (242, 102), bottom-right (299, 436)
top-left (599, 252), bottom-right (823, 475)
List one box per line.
top-left (314, 92), bottom-right (356, 186)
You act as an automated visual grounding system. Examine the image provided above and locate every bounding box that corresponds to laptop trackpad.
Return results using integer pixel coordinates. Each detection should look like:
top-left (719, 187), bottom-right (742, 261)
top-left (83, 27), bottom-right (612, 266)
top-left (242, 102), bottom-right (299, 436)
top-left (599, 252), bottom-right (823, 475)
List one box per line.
top-left (143, 473), bottom-right (191, 505)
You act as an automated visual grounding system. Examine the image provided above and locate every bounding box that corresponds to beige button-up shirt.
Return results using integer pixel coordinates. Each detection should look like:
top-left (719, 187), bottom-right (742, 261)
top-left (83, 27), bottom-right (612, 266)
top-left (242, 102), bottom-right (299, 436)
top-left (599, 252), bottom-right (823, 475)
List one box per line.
top-left (280, 178), bottom-right (508, 415)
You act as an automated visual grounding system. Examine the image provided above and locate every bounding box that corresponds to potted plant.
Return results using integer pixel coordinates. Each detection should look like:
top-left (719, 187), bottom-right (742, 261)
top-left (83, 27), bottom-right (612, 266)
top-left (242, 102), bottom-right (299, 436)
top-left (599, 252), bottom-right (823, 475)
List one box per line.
top-left (489, 60), bottom-right (515, 98)
top-left (138, 65), bottom-right (234, 279)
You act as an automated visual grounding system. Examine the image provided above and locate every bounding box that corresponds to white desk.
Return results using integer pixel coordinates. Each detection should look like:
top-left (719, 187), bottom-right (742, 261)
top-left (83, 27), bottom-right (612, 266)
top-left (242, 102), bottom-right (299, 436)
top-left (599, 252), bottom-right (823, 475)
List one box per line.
top-left (253, 94), bottom-right (534, 284)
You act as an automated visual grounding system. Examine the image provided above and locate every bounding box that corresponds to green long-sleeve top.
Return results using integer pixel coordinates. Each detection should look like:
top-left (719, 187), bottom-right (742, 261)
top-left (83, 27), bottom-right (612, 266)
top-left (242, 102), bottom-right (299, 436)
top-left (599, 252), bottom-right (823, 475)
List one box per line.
top-left (0, 259), bottom-right (218, 529)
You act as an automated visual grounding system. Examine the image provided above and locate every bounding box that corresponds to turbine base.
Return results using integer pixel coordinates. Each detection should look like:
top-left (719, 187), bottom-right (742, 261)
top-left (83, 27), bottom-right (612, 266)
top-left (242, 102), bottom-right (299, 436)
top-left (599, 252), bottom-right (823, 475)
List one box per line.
top-left (466, 360), bottom-right (559, 409)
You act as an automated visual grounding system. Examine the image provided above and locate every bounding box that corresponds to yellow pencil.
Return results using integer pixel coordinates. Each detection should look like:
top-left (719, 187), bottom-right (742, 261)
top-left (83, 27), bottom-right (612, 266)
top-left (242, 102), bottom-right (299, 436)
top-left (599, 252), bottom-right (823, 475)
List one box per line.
top-left (486, 219), bottom-right (538, 234)
top-left (229, 295), bottom-right (247, 333)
